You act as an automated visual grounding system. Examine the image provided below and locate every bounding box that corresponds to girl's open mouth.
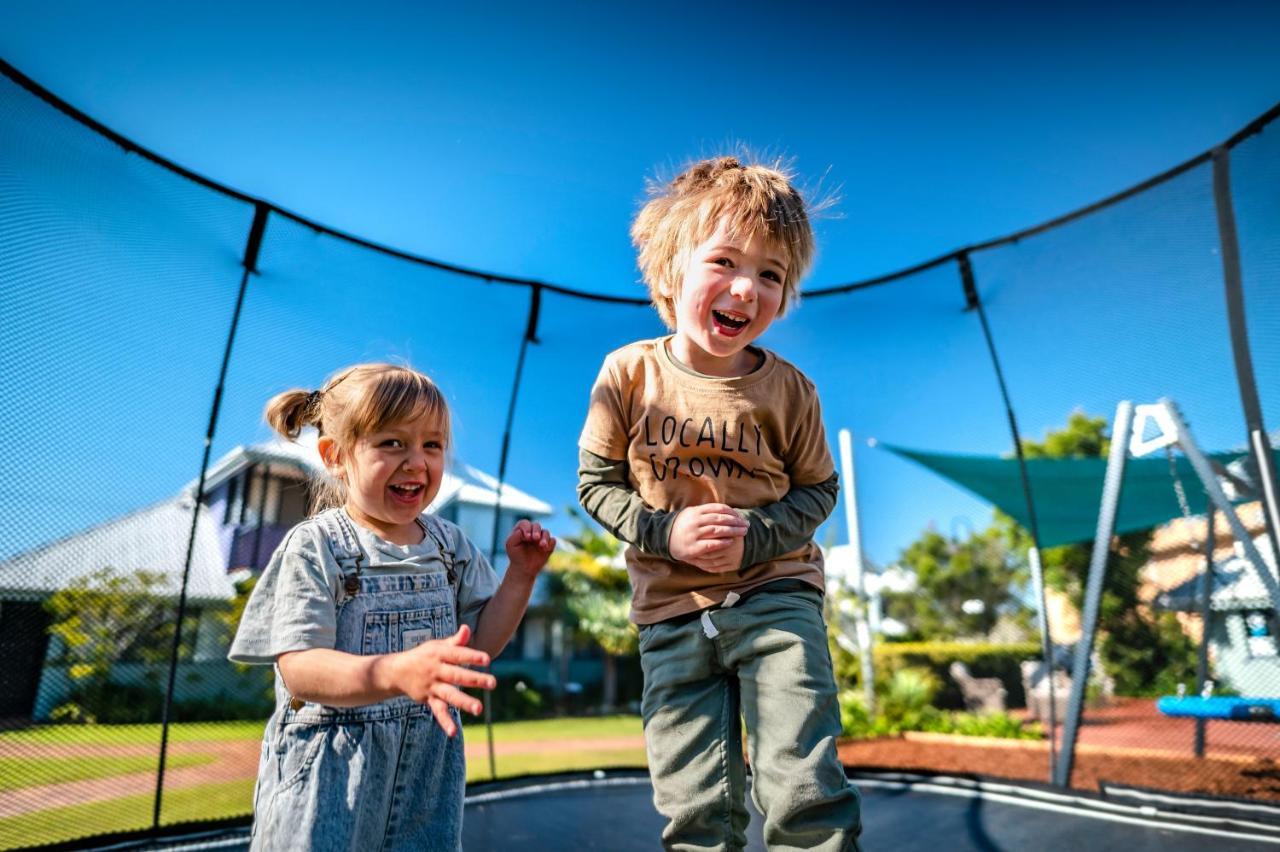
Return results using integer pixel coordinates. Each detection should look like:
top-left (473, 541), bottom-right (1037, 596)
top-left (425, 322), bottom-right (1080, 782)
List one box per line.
top-left (711, 309), bottom-right (749, 336)
top-left (388, 483), bottom-right (424, 504)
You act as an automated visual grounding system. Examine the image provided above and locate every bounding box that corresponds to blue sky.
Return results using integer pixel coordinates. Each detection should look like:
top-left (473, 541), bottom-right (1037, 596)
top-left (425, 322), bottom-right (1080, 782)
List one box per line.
top-left (2, 1), bottom-right (1279, 566)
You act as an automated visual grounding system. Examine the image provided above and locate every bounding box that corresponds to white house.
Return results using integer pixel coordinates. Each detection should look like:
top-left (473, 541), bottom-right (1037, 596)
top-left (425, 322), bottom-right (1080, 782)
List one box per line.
top-left (0, 436), bottom-right (561, 720)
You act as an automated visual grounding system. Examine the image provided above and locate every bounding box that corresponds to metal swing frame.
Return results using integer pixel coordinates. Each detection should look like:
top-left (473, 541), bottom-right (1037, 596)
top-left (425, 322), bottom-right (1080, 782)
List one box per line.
top-left (1052, 398), bottom-right (1280, 787)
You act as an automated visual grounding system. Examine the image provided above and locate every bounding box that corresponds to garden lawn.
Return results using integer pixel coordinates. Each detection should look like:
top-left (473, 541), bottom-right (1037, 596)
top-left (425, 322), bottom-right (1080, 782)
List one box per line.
top-left (0, 716), bottom-right (645, 849)
top-left (0, 721), bottom-right (265, 747)
top-left (0, 779), bottom-right (253, 850)
top-left (0, 753), bottom-right (213, 792)
top-left (0, 716), bottom-right (641, 750)
top-left (465, 747), bottom-right (647, 782)
top-left (462, 714), bottom-right (642, 743)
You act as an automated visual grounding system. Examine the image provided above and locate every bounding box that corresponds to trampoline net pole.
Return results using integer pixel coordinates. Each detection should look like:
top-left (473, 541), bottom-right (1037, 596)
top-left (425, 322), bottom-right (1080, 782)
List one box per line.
top-left (1213, 148), bottom-right (1280, 589)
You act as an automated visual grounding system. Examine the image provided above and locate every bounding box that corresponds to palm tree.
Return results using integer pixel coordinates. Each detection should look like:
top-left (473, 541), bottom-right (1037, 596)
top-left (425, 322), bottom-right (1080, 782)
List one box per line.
top-left (547, 509), bottom-right (636, 712)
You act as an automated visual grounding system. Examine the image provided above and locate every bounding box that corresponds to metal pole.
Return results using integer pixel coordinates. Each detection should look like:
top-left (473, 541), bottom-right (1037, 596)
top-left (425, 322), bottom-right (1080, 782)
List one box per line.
top-left (1194, 510), bottom-right (1214, 759)
top-left (838, 429), bottom-right (875, 715)
top-left (960, 253), bottom-right (1057, 779)
top-left (1026, 544), bottom-right (1057, 747)
top-left (153, 202), bottom-right (269, 829)
top-left (483, 284), bottom-right (541, 781)
top-left (1055, 400), bottom-right (1134, 788)
top-left (1213, 148), bottom-right (1280, 590)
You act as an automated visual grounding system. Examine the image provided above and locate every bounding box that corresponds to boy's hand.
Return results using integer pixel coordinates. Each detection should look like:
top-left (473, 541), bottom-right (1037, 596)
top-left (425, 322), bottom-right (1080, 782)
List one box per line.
top-left (388, 624), bottom-right (494, 737)
top-left (692, 534), bottom-right (745, 573)
top-left (669, 504), bottom-right (748, 573)
top-left (505, 519), bottom-right (555, 581)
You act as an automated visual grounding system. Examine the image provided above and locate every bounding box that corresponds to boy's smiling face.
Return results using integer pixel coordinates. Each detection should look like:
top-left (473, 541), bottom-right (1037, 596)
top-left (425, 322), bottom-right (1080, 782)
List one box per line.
top-left (662, 217), bottom-right (788, 377)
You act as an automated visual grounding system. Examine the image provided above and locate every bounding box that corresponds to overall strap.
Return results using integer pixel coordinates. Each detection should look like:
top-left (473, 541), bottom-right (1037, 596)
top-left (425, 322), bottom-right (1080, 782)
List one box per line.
top-left (419, 513), bottom-right (458, 588)
top-left (317, 508), bottom-right (366, 602)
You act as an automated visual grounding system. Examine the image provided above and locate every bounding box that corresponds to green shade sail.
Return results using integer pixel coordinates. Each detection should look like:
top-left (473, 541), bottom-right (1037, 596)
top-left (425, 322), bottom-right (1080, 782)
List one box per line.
top-left (882, 444), bottom-right (1263, 548)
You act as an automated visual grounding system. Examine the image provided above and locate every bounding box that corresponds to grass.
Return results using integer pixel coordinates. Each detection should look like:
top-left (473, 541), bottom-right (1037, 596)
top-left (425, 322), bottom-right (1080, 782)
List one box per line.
top-left (0, 720), bottom-right (265, 747)
top-left (0, 715), bottom-right (645, 849)
top-left (466, 747), bottom-right (647, 782)
top-left (462, 714), bottom-right (642, 743)
top-left (0, 715), bottom-right (642, 748)
top-left (0, 742), bottom-right (651, 849)
top-left (0, 779), bottom-right (254, 850)
top-left (0, 753), bottom-right (213, 792)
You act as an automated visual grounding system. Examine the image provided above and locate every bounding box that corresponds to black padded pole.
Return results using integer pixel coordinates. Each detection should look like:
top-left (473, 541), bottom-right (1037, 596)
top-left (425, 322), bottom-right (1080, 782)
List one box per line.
top-left (959, 253), bottom-right (1057, 781)
top-left (1213, 148), bottom-right (1280, 602)
top-left (482, 283), bottom-right (541, 781)
top-left (152, 202), bottom-right (268, 830)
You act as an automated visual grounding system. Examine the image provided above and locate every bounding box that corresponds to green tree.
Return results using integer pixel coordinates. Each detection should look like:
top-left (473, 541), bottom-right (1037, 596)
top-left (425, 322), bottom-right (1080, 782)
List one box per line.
top-left (884, 525), bottom-right (1027, 640)
top-left (44, 567), bottom-right (184, 721)
top-left (1001, 410), bottom-right (1197, 695)
top-left (219, 573), bottom-right (276, 705)
top-left (546, 509), bottom-right (636, 712)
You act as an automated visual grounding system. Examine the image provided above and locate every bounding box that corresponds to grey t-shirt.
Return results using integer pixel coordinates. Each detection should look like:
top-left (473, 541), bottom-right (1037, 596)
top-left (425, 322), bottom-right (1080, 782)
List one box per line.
top-left (228, 510), bottom-right (499, 665)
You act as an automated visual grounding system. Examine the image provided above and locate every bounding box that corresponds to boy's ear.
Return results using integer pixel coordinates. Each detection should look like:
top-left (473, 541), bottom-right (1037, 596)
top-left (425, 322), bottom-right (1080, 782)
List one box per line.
top-left (317, 436), bottom-right (343, 475)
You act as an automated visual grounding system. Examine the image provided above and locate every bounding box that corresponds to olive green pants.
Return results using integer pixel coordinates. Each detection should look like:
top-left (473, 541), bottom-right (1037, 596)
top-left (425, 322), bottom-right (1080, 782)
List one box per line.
top-left (639, 587), bottom-right (862, 851)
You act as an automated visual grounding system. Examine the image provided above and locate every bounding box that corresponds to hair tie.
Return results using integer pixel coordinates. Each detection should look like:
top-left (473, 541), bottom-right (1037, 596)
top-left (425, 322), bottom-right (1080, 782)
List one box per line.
top-left (305, 390), bottom-right (323, 411)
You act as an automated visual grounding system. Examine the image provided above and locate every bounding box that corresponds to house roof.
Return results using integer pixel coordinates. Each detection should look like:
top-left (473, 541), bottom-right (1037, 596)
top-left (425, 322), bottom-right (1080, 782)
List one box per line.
top-left (0, 497), bottom-right (237, 602)
top-left (448, 463), bottom-right (552, 515)
top-left (1, 436), bottom-right (553, 599)
top-left (190, 435), bottom-right (552, 516)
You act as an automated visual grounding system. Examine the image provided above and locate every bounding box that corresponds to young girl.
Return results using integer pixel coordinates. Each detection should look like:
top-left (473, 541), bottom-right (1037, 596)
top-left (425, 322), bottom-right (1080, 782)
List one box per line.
top-left (229, 362), bottom-right (554, 852)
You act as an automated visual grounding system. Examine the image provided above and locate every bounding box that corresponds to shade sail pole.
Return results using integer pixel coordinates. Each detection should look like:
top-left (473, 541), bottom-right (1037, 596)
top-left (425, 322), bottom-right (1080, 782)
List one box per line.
top-left (1055, 401), bottom-right (1134, 788)
top-left (838, 429), bottom-right (876, 716)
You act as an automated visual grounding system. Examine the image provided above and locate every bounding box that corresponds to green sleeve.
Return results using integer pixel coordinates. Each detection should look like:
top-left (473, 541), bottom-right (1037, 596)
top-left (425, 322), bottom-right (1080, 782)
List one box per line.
top-left (737, 472), bottom-right (839, 567)
top-left (576, 448), bottom-right (675, 558)
top-left (578, 448), bottom-right (839, 569)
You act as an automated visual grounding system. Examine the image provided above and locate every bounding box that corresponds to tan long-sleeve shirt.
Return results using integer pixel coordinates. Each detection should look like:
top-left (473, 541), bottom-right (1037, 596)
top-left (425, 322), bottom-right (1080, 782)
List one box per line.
top-left (578, 337), bottom-right (835, 624)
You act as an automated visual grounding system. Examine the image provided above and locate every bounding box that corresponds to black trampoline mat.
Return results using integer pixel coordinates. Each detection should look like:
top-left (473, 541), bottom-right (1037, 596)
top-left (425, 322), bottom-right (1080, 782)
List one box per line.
top-left (461, 774), bottom-right (1276, 851)
top-left (138, 772), bottom-right (1279, 851)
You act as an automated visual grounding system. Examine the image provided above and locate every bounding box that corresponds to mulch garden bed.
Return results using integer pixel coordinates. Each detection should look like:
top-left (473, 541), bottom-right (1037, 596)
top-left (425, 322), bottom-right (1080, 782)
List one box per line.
top-left (837, 733), bottom-right (1280, 802)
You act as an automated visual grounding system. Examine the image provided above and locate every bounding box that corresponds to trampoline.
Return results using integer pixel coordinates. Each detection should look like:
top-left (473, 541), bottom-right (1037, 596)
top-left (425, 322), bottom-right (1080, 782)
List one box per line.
top-left (112, 770), bottom-right (1279, 851)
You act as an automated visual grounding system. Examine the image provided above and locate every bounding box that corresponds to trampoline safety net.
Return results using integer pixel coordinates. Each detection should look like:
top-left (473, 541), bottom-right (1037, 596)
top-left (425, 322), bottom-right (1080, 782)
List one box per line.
top-left (1, 58), bottom-right (1278, 849)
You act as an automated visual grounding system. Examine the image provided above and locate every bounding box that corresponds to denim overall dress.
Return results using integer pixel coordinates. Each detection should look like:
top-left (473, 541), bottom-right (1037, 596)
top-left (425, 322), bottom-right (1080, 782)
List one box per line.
top-left (249, 510), bottom-right (466, 852)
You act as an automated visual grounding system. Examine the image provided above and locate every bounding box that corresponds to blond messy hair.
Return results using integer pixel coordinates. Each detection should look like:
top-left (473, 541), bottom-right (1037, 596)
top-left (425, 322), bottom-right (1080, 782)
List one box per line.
top-left (631, 155), bottom-right (815, 329)
top-left (264, 362), bottom-right (450, 513)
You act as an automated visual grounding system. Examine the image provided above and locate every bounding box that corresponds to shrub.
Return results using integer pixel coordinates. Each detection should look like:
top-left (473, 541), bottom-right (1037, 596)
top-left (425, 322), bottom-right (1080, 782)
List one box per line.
top-left (929, 711), bottom-right (1042, 740)
top-left (870, 641), bottom-right (1040, 710)
top-left (840, 667), bottom-right (948, 738)
top-left (838, 686), bottom-right (1042, 741)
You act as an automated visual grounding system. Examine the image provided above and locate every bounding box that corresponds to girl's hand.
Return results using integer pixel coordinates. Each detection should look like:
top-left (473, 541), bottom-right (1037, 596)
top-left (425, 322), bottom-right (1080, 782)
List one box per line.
top-left (387, 624), bottom-right (494, 736)
top-left (505, 519), bottom-right (555, 580)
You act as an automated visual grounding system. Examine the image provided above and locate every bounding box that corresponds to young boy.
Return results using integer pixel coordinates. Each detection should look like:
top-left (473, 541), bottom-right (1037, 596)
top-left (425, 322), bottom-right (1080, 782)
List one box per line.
top-left (578, 156), bottom-right (862, 850)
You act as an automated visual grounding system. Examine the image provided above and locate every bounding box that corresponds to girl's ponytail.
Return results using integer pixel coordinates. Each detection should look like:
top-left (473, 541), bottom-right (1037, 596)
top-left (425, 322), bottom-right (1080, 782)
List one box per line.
top-left (265, 388), bottom-right (321, 439)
